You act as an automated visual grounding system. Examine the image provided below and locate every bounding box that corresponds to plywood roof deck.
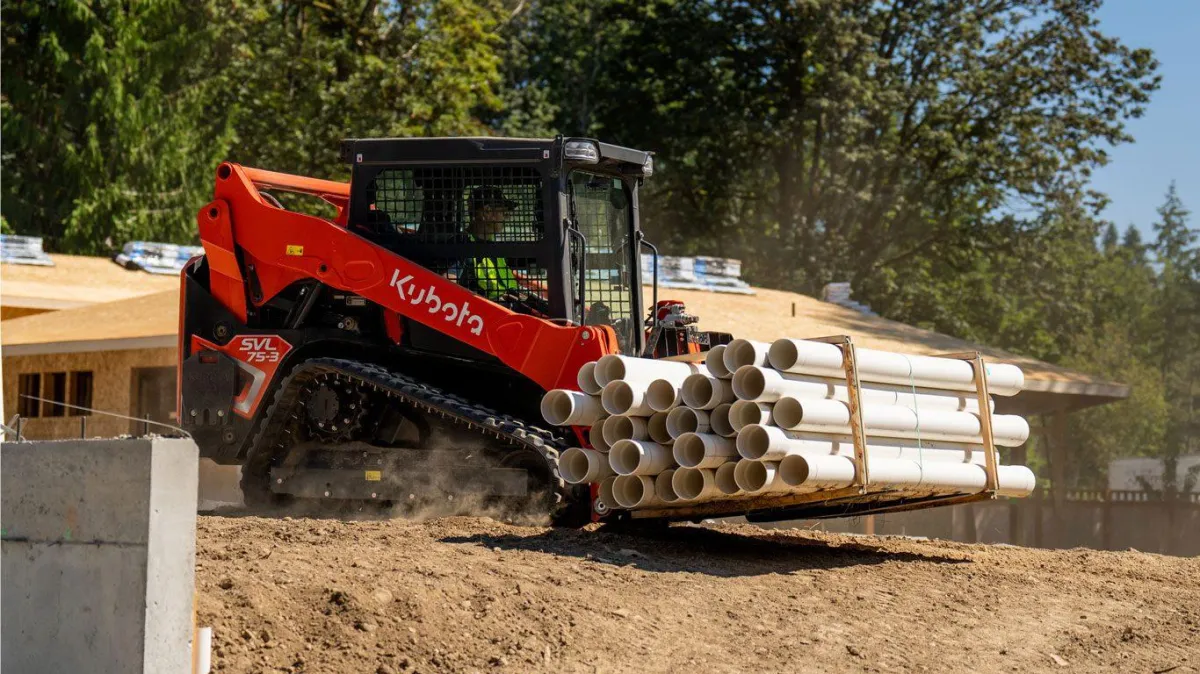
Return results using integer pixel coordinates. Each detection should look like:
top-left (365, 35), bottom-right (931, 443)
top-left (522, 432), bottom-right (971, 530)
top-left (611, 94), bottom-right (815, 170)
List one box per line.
top-left (1, 254), bottom-right (179, 310)
top-left (1, 282), bottom-right (1127, 406)
top-left (1, 289), bottom-right (179, 355)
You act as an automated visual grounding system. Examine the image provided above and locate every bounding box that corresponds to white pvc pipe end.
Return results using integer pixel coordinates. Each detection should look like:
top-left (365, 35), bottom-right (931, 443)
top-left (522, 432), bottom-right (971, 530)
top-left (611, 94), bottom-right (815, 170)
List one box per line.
top-left (705, 344), bottom-right (731, 379)
top-left (577, 361), bottom-right (603, 395)
top-left (731, 365), bottom-right (767, 401)
top-left (734, 459), bottom-right (781, 493)
top-left (714, 461), bottom-right (742, 496)
top-left (722, 338), bottom-right (770, 373)
top-left (710, 403), bottom-right (736, 438)
top-left (648, 412), bottom-right (673, 445)
top-left (778, 454), bottom-right (811, 487)
top-left (729, 400), bottom-right (771, 432)
top-left (559, 447), bottom-right (612, 484)
top-left (671, 467), bottom-right (718, 501)
top-left (540, 389), bottom-right (603, 427)
top-left (735, 423), bottom-right (775, 460)
top-left (666, 406), bottom-right (709, 439)
top-left (598, 476), bottom-right (620, 510)
top-left (608, 439), bottom-right (672, 476)
top-left (655, 469), bottom-right (679, 503)
top-left (603, 415), bottom-right (648, 445)
top-left (613, 475), bottom-right (658, 508)
top-left (646, 379), bottom-right (682, 412)
top-left (772, 396), bottom-right (805, 429)
top-left (589, 422), bottom-right (610, 452)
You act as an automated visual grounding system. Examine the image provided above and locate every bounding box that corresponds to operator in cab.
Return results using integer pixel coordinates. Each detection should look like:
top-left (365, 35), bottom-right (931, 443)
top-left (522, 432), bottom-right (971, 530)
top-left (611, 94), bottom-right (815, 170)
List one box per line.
top-left (465, 185), bottom-right (550, 316)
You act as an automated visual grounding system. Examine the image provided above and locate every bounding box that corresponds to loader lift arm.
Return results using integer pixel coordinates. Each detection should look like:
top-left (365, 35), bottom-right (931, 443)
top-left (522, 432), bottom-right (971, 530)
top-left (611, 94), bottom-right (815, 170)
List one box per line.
top-left (196, 162), bottom-right (619, 393)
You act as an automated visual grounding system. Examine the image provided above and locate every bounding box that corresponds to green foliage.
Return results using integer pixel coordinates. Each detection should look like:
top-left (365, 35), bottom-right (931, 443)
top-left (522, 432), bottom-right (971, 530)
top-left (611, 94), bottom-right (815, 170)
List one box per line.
top-left (1, 0), bottom-right (509, 251)
top-left (208, 0), bottom-right (508, 177)
top-left (2, 0), bottom-right (1195, 489)
top-left (2, 0), bottom-right (230, 253)
top-left (1149, 185), bottom-right (1200, 489)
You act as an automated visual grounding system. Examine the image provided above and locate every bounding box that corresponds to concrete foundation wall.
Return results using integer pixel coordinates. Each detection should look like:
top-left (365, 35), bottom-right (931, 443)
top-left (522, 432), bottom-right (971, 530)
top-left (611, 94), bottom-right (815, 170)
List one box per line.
top-left (1, 438), bottom-right (199, 674)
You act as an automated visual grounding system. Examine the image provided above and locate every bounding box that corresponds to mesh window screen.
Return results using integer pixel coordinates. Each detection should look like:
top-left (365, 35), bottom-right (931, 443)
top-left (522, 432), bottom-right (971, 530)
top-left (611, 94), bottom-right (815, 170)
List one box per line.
top-left (569, 172), bottom-right (637, 352)
top-left (364, 166), bottom-right (543, 242)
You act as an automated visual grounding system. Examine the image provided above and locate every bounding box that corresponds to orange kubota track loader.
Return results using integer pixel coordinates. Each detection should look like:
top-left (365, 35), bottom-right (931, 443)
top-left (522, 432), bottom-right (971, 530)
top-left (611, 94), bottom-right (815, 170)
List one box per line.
top-left (178, 137), bottom-right (728, 524)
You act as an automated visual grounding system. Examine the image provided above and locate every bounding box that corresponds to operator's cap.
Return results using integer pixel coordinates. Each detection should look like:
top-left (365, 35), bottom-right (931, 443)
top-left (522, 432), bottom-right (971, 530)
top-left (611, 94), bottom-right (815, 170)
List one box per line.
top-left (470, 185), bottom-right (517, 211)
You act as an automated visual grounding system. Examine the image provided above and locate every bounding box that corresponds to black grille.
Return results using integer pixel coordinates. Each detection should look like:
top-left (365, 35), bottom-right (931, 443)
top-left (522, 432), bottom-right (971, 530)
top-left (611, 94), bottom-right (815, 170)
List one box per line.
top-left (364, 166), bottom-right (543, 243)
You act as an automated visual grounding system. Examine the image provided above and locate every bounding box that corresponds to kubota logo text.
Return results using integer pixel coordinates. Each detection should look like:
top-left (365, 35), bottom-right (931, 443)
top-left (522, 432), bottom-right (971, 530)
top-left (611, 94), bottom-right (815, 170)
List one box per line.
top-left (390, 270), bottom-right (485, 336)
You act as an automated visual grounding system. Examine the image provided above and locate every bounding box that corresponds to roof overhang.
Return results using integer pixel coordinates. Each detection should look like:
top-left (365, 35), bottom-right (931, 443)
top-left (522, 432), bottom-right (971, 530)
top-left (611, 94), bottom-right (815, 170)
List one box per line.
top-left (1019, 376), bottom-right (1130, 400)
top-left (1, 295), bottom-right (91, 310)
top-left (1, 334), bottom-right (176, 357)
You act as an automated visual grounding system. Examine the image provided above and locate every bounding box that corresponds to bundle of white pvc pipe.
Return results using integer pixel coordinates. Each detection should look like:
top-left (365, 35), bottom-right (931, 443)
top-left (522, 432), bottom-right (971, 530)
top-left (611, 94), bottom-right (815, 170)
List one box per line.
top-left (731, 366), bottom-right (989, 412)
top-left (766, 339), bottom-right (1025, 396)
top-left (596, 354), bottom-right (699, 387)
top-left (548, 340), bottom-right (1035, 514)
top-left (735, 423), bottom-right (992, 463)
top-left (541, 389), bottom-right (605, 427)
top-left (559, 447), bottom-right (613, 484)
top-left (771, 396), bottom-right (1030, 446)
top-left (777, 454), bottom-right (1036, 498)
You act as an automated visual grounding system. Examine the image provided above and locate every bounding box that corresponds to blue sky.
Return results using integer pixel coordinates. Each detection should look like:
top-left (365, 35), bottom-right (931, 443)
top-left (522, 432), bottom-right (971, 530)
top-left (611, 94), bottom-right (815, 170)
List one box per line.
top-left (1089, 0), bottom-right (1199, 235)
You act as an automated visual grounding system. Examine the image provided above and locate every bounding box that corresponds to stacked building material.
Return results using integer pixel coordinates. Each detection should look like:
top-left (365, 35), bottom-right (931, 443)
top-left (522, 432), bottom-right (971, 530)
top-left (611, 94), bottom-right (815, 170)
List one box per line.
top-left (543, 338), bottom-right (1036, 515)
top-left (0, 235), bottom-right (54, 266)
top-left (113, 241), bottom-right (205, 275)
top-left (640, 254), bottom-right (754, 295)
top-left (821, 282), bottom-right (876, 316)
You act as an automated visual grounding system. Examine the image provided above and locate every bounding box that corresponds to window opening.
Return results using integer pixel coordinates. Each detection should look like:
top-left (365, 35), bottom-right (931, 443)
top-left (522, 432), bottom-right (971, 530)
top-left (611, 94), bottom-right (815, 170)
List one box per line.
top-left (569, 172), bottom-right (637, 353)
top-left (43, 372), bottom-right (67, 417)
top-left (18, 373), bottom-right (40, 418)
top-left (70, 371), bottom-right (94, 416)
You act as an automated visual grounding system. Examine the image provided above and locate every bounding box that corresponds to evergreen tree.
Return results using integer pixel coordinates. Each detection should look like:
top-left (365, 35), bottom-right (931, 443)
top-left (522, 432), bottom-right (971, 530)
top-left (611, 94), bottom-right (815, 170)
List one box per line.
top-left (1151, 185), bottom-right (1200, 490)
top-left (2, 1), bottom-right (230, 253)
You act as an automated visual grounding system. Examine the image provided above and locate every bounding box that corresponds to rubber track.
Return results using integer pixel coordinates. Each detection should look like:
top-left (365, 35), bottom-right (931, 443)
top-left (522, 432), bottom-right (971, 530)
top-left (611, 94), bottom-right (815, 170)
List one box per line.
top-left (240, 357), bottom-right (577, 511)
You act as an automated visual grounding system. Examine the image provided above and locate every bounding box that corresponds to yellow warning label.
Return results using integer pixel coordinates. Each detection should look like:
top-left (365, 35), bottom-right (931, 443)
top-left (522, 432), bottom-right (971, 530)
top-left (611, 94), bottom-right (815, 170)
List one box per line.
top-left (364, 470), bottom-right (382, 482)
top-left (286, 245), bottom-right (304, 256)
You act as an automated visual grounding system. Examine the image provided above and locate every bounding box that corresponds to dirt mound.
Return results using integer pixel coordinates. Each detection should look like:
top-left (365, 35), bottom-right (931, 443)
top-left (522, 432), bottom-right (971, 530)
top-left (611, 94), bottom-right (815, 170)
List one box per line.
top-left (196, 514), bottom-right (1199, 673)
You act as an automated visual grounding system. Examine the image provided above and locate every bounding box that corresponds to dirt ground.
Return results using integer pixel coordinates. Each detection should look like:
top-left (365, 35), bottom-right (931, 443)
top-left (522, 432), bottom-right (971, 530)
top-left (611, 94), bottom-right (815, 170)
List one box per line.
top-left (196, 514), bottom-right (1199, 674)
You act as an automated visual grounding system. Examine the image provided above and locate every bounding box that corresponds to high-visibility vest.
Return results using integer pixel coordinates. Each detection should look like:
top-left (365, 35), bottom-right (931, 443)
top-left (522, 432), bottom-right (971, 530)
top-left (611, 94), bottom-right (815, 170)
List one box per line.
top-left (466, 233), bottom-right (518, 299)
top-left (472, 256), bottom-right (518, 299)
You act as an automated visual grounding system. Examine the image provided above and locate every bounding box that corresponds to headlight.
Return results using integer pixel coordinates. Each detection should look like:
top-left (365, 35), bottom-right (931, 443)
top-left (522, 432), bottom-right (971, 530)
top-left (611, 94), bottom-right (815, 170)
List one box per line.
top-left (564, 140), bottom-right (600, 163)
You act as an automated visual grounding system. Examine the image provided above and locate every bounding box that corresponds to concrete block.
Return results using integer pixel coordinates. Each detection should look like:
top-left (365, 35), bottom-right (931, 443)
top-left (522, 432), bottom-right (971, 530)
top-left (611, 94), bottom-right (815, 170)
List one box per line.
top-left (1, 438), bottom-right (199, 674)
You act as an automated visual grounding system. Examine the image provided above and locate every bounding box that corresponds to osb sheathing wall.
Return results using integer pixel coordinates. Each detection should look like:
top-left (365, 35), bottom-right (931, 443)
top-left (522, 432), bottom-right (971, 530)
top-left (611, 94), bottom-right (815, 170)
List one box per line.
top-left (2, 347), bottom-right (177, 440)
